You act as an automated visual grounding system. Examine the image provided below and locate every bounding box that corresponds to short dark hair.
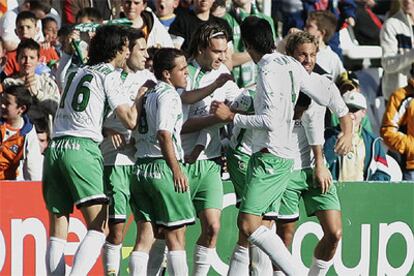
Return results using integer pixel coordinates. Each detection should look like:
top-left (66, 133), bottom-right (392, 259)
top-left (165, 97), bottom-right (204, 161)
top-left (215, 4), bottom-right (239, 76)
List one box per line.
top-left (307, 11), bottom-right (337, 43)
top-left (33, 117), bottom-right (49, 135)
top-left (16, 39), bottom-right (40, 59)
top-left (76, 7), bottom-right (103, 23)
top-left (25, 0), bottom-right (51, 14)
top-left (127, 28), bottom-right (145, 51)
top-left (285, 31), bottom-right (319, 56)
top-left (153, 47), bottom-right (185, 80)
top-left (240, 16), bottom-right (275, 55)
top-left (42, 17), bottom-right (57, 29)
top-left (187, 22), bottom-right (228, 59)
top-left (3, 85), bottom-right (33, 114)
top-left (88, 25), bottom-right (130, 65)
top-left (16, 11), bottom-right (37, 25)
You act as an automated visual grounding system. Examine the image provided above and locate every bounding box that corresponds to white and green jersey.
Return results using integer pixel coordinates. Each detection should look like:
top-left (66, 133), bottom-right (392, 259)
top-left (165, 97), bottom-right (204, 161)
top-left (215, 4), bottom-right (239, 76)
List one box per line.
top-left (53, 63), bottom-right (130, 143)
top-left (100, 69), bottom-right (156, 166)
top-left (229, 89), bottom-right (255, 155)
top-left (181, 60), bottom-right (241, 159)
top-left (134, 81), bottom-right (184, 160)
top-left (233, 53), bottom-right (349, 159)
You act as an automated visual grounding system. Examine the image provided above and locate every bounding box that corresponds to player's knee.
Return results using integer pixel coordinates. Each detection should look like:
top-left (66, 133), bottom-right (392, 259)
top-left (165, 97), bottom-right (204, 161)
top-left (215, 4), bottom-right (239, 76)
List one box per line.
top-left (237, 218), bottom-right (254, 237)
top-left (205, 221), bottom-right (221, 238)
top-left (325, 228), bottom-right (342, 245)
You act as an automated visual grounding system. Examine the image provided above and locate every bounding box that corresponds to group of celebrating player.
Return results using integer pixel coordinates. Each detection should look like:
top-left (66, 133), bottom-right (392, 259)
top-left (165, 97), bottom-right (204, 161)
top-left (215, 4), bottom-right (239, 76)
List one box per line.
top-left (42, 15), bottom-right (353, 276)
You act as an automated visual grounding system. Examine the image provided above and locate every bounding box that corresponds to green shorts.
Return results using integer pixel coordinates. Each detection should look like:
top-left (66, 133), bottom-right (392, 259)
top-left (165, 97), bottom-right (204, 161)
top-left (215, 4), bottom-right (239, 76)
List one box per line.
top-left (185, 159), bottom-right (223, 214)
top-left (42, 136), bottom-right (108, 215)
top-left (278, 168), bottom-right (341, 221)
top-left (130, 158), bottom-right (195, 228)
top-left (239, 152), bottom-right (293, 217)
top-left (104, 165), bottom-right (134, 222)
top-left (226, 147), bottom-right (249, 205)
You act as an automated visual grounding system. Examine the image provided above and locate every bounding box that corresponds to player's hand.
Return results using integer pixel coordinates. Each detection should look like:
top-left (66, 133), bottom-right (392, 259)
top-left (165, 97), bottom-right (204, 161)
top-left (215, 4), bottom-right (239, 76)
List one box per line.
top-left (173, 168), bottom-right (188, 193)
top-left (314, 165), bottom-right (333, 194)
top-left (214, 73), bottom-right (233, 88)
top-left (184, 145), bottom-right (204, 164)
top-left (63, 30), bottom-right (80, 54)
top-left (334, 132), bottom-right (352, 156)
top-left (345, 17), bottom-right (356, 27)
top-left (210, 100), bottom-right (234, 122)
top-left (103, 128), bottom-right (127, 149)
top-left (288, 27), bottom-right (302, 35)
top-left (24, 73), bottom-right (37, 97)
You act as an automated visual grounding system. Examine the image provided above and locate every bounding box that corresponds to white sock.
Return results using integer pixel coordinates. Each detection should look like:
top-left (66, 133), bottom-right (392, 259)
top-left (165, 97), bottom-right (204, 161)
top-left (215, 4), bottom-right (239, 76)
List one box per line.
top-left (147, 239), bottom-right (167, 276)
top-left (250, 244), bottom-right (273, 276)
top-left (193, 245), bottom-right (214, 276)
top-left (167, 250), bottom-right (188, 276)
top-left (69, 230), bottom-right (106, 276)
top-left (248, 226), bottom-right (297, 276)
top-left (129, 251), bottom-right (149, 276)
top-left (227, 244), bottom-right (249, 276)
top-left (103, 242), bottom-right (122, 275)
top-left (308, 257), bottom-right (333, 276)
top-left (46, 236), bottom-right (66, 275)
top-left (273, 271), bottom-right (286, 276)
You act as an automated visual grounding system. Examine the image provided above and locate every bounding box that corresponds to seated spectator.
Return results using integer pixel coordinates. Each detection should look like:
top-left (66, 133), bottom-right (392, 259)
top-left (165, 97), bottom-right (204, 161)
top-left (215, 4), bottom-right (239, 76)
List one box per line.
top-left (325, 90), bottom-right (390, 181)
top-left (0, 37), bottom-right (6, 73)
top-left (2, 39), bottom-right (60, 133)
top-left (381, 70), bottom-right (414, 180)
top-left (0, 0), bottom-right (51, 52)
top-left (305, 10), bottom-right (346, 83)
top-left (62, 0), bottom-right (120, 25)
top-left (2, 11), bottom-right (60, 79)
top-left (168, 0), bottom-right (233, 54)
top-left (0, 85), bottom-right (42, 180)
top-left (33, 117), bottom-right (49, 154)
top-left (76, 7), bottom-right (104, 23)
top-left (380, 0), bottom-right (414, 101)
top-left (42, 17), bottom-right (59, 47)
top-left (121, 0), bottom-right (174, 48)
top-left (154, 0), bottom-right (179, 30)
top-left (354, 0), bottom-right (382, 46)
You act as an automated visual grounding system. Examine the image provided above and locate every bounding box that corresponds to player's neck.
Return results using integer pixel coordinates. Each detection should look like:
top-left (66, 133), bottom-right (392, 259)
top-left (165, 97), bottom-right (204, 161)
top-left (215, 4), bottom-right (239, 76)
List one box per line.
top-left (6, 116), bottom-right (24, 129)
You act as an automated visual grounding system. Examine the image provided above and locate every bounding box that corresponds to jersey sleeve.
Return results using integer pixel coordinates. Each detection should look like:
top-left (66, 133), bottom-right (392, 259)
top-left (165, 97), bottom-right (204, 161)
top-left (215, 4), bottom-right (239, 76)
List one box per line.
top-left (301, 102), bottom-right (326, 146)
top-left (104, 72), bottom-right (131, 110)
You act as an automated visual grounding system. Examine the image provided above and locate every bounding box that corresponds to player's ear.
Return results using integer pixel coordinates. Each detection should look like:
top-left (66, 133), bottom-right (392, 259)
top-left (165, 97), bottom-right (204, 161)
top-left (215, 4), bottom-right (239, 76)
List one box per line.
top-left (162, 69), bottom-right (170, 81)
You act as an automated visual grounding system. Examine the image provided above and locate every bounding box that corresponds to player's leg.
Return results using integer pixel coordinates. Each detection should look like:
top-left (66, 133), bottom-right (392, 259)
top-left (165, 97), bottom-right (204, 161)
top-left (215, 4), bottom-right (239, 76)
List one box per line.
top-left (238, 152), bottom-right (297, 276)
top-left (147, 229), bottom-right (167, 276)
top-left (129, 220), bottom-right (155, 276)
top-left (165, 226), bottom-right (188, 276)
top-left (103, 165), bottom-right (134, 275)
top-left (46, 213), bottom-right (70, 275)
top-left (191, 159), bottom-right (223, 276)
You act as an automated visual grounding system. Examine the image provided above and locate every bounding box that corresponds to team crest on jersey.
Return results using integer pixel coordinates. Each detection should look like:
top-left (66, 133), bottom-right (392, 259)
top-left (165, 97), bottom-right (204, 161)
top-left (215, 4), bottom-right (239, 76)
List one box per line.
top-left (238, 160), bottom-right (246, 170)
top-left (9, 145), bottom-right (19, 154)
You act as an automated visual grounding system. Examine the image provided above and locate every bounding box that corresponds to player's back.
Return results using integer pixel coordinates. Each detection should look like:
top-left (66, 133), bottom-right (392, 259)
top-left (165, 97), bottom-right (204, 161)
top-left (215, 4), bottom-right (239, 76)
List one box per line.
top-left (53, 63), bottom-right (117, 143)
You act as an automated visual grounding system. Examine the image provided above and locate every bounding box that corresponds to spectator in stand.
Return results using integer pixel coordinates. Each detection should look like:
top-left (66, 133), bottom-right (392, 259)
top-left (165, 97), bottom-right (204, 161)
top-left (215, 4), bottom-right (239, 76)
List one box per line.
top-left (223, 0), bottom-right (276, 88)
top-left (325, 90), bottom-right (390, 181)
top-left (168, 0), bottom-right (233, 55)
top-left (1, 11), bottom-right (60, 81)
top-left (0, 38), bottom-right (6, 74)
top-left (211, 0), bottom-right (227, 18)
top-left (305, 10), bottom-right (346, 83)
top-left (380, 0), bottom-right (414, 101)
top-left (33, 117), bottom-right (50, 154)
top-left (62, 0), bottom-right (121, 25)
top-left (353, 0), bottom-right (382, 46)
top-left (0, 85), bottom-right (43, 181)
top-left (2, 39), bottom-right (60, 134)
top-left (42, 17), bottom-right (59, 47)
top-left (76, 6), bottom-right (104, 23)
top-left (0, 0), bottom-right (51, 52)
top-left (381, 70), bottom-right (414, 180)
top-left (154, 0), bottom-right (179, 30)
top-left (121, 0), bottom-right (174, 48)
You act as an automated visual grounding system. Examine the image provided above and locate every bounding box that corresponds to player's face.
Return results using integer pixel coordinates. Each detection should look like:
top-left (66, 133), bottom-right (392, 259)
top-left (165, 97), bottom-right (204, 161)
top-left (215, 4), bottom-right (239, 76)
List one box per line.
top-left (128, 38), bottom-right (148, 71)
top-left (304, 20), bottom-right (322, 40)
top-left (193, 0), bottom-right (214, 13)
top-left (169, 55), bottom-right (188, 89)
top-left (17, 48), bottom-right (39, 76)
top-left (123, 0), bottom-right (147, 20)
top-left (293, 42), bottom-right (317, 74)
top-left (15, 19), bottom-right (37, 40)
top-left (0, 94), bottom-right (25, 121)
top-left (155, 0), bottom-right (178, 17)
top-left (114, 43), bottom-right (131, 68)
top-left (198, 37), bottom-right (227, 71)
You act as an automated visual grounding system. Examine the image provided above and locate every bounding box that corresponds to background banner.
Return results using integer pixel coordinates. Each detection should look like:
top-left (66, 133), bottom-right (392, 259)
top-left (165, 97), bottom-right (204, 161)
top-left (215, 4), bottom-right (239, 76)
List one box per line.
top-left (0, 181), bottom-right (413, 275)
